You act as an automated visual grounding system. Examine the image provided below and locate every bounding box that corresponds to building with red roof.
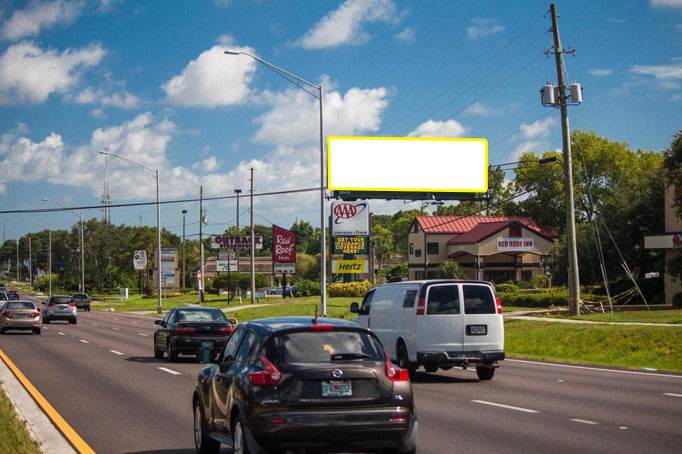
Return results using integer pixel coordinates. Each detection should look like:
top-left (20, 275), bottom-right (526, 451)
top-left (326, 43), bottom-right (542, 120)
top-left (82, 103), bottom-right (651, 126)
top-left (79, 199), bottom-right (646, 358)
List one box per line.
top-left (407, 215), bottom-right (560, 282)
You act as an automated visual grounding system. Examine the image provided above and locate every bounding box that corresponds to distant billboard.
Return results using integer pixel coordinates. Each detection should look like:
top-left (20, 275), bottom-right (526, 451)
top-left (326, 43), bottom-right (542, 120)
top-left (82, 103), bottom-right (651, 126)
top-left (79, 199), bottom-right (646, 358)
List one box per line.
top-left (211, 235), bottom-right (263, 249)
top-left (327, 136), bottom-right (487, 193)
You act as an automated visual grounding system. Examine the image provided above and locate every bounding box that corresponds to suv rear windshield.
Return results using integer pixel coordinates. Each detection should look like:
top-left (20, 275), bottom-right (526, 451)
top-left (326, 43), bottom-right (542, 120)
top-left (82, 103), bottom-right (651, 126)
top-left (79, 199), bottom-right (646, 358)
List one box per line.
top-left (51, 297), bottom-right (72, 304)
top-left (264, 330), bottom-right (384, 364)
top-left (0, 293), bottom-right (7, 301)
top-left (6, 302), bottom-right (35, 309)
top-left (463, 285), bottom-right (496, 314)
top-left (72, 294), bottom-right (88, 299)
top-left (177, 310), bottom-right (227, 322)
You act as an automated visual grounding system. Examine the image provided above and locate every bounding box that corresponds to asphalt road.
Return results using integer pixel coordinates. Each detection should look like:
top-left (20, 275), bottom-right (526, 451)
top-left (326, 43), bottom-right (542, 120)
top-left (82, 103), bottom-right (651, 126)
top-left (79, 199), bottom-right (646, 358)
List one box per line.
top-left (0, 301), bottom-right (681, 454)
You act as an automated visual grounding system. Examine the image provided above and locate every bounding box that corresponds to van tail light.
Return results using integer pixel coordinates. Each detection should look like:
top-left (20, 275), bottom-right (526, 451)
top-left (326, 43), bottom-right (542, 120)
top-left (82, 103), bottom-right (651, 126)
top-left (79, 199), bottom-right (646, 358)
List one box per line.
top-left (175, 325), bottom-right (196, 335)
top-left (384, 349), bottom-right (410, 382)
top-left (416, 297), bottom-right (426, 315)
top-left (248, 353), bottom-right (282, 385)
top-left (2, 311), bottom-right (12, 319)
top-left (496, 297), bottom-right (503, 314)
top-left (218, 326), bottom-right (234, 336)
top-left (31, 311), bottom-right (40, 318)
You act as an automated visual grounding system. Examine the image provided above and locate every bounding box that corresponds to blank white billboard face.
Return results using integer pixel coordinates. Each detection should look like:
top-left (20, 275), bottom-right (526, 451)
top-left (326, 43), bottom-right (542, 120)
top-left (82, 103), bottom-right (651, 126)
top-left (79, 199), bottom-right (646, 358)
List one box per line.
top-left (327, 137), bottom-right (488, 192)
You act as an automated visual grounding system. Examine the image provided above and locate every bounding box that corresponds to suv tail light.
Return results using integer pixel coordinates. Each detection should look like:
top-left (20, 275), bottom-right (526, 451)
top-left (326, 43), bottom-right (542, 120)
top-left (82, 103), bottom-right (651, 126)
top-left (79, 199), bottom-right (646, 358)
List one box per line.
top-left (68, 301), bottom-right (76, 307)
top-left (416, 297), bottom-right (426, 315)
top-left (2, 311), bottom-right (12, 319)
top-left (175, 325), bottom-right (196, 335)
top-left (48, 302), bottom-right (56, 307)
top-left (248, 353), bottom-right (282, 385)
top-left (218, 326), bottom-right (234, 336)
top-left (495, 297), bottom-right (503, 314)
top-left (384, 349), bottom-right (410, 382)
top-left (31, 311), bottom-right (40, 317)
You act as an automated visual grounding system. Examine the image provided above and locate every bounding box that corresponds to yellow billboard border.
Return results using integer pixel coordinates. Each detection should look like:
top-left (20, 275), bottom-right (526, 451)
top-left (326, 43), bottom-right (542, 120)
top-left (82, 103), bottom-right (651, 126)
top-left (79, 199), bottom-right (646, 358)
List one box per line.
top-left (327, 136), bottom-right (488, 193)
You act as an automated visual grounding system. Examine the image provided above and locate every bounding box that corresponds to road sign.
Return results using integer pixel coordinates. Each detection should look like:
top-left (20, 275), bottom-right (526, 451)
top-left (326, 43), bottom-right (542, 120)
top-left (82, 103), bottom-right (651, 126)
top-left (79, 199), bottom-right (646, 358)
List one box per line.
top-left (274, 263), bottom-right (296, 274)
top-left (133, 250), bottom-right (147, 270)
top-left (218, 251), bottom-right (236, 260)
top-left (160, 248), bottom-right (176, 272)
top-left (332, 236), bottom-right (368, 254)
top-left (273, 225), bottom-right (296, 264)
top-left (331, 201), bottom-right (369, 235)
top-left (211, 235), bottom-right (263, 249)
top-left (216, 260), bottom-right (238, 272)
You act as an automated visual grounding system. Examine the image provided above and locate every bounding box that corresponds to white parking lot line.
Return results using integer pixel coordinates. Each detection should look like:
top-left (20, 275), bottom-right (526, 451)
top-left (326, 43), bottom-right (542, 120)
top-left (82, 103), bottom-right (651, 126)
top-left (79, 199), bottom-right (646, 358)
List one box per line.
top-left (109, 350), bottom-right (124, 355)
top-left (79, 339), bottom-right (90, 344)
top-left (570, 419), bottom-right (599, 425)
top-left (663, 393), bottom-right (682, 397)
top-left (137, 333), bottom-right (148, 337)
top-left (157, 367), bottom-right (181, 376)
top-left (471, 400), bottom-right (540, 413)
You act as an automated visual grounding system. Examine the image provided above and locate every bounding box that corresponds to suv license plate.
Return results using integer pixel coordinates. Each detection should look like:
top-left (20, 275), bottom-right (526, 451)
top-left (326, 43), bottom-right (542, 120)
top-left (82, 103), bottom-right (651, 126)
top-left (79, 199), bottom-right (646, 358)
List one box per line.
top-left (201, 341), bottom-right (214, 348)
top-left (321, 380), bottom-right (352, 398)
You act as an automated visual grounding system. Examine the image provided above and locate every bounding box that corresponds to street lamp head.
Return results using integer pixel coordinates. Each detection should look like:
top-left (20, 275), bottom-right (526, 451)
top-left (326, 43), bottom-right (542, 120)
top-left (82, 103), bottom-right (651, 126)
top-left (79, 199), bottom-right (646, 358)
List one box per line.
top-left (99, 150), bottom-right (109, 155)
top-left (234, 189), bottom-right (242, 194)
top-left (182, 209), bottom-right (187, 214)
top-left (224, 50), bottom-right (240, 55)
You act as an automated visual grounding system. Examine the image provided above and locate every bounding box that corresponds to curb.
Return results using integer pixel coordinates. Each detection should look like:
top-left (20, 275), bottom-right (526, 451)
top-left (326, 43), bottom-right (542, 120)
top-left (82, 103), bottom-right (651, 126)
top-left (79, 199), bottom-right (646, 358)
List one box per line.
top-left (0, 348), bottom-right (94, 453)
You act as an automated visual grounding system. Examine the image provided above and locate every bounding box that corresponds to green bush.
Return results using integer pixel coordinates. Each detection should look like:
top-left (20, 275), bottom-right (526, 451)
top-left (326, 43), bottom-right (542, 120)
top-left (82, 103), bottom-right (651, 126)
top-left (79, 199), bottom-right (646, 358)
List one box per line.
top-left (34, 274), bottom-right (59, 292)
top-left (377, 263), bottom-right (407, 281)
top-left (530, 274), bottom-right (548, 288)
top-left (293, 280), bottom-right (320, 297)
top-left (673, 292), bottom-right (682, 309)
top-left (495, 283), bottom-right (518, 293)
top-left (498, 291), bottom-right (600, 308)
top-left (328, 281), bottom-right (372, 297)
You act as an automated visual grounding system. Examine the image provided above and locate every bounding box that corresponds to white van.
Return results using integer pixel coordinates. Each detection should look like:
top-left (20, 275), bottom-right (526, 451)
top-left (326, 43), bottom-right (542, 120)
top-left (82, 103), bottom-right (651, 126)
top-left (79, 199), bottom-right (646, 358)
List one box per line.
top-left (350, 280), bottom-right (504, 380)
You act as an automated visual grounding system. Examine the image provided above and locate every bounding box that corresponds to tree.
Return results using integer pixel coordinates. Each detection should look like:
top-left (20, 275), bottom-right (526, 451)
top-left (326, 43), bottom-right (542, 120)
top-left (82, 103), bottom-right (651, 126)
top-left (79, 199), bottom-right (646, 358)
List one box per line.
top-left (371, 224), bottom-right (394, 269)
top-left (436, 260), bottom-right (465, 279)
top-left (663, 130), bottom-right (682, 217)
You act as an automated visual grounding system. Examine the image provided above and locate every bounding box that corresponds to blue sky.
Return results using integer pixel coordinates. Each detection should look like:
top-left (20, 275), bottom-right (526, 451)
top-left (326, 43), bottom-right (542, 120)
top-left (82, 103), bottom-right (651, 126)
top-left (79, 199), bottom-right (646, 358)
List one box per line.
top-left (0, 0), bottom-right (680, 240)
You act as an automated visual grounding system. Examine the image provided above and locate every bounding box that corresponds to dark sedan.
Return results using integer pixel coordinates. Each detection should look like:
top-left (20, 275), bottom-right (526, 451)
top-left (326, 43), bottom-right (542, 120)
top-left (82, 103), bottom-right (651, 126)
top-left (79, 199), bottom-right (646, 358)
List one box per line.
top-left (193, 317), bottom-right (417, 454)
top-left (154, 307), bottom-right (234, 362)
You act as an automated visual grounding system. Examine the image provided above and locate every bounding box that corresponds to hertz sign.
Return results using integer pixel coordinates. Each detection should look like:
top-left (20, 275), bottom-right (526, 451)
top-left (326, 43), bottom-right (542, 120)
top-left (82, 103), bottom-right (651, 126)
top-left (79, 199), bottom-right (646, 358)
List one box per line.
top-left (333, 236), bottom-right (368, 254)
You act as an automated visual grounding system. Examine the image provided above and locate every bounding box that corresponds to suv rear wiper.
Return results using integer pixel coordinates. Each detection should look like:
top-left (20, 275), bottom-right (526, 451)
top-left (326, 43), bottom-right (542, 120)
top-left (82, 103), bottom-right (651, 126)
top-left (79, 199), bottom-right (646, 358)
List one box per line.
top-left (331, 353), bottom-right (371, 361)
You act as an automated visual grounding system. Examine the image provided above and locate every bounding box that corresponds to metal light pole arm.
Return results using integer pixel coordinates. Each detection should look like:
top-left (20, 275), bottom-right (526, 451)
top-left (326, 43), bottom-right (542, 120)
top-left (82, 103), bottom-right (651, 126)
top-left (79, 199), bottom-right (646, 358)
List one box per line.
top-left (101, 151), bottom-right (157, 177)
top-left (42, 198), bottom-right (85, 293)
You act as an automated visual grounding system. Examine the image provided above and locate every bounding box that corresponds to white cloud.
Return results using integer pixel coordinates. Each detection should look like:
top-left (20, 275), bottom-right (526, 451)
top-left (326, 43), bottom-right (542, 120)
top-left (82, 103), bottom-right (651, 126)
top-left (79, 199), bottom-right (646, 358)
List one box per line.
top-left (630, 63), bottom-right (682, 80)
top-left (511, 140), bottom-right (545, 162)
top-left (608, 18), bottom-right (626, 23)
top-left (463, 101), bottom-right (503, 116)
top-left (0, 0), bottom-right (82, 41)
top-left (588, 69), bottom-right (613, 77)
top-left (407, 119), bottom-right (467, 138)
top-left (394, 27), bottom-right (415, 42)
top-left (297, 0), bottom-right (399, 49)
top-left (0, 41), bottom-right (105, 104)
top-left (650, 0), bottom-right (682, 7)
top-left (253, 81), bottom-right (389, 145)
top-left (520, 117), bottom-right (556, 139)
top-left (162, 36), bottom-right (256, 108)
top-left (74, 87), bottom-right (140, 109)
top-left (467, 18), bottom-right (505, 40)
top-left (192, 156), bottom-right (220, 173)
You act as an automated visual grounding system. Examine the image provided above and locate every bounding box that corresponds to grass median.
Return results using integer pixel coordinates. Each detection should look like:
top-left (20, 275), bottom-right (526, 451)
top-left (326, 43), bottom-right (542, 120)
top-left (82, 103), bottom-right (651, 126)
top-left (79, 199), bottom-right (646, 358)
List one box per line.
top-left (0, 386), bottom-right (42, 454)
top-left (541, 308), bottom-right (682, 324)
top-left (505, 319), bottom-right (682, 372)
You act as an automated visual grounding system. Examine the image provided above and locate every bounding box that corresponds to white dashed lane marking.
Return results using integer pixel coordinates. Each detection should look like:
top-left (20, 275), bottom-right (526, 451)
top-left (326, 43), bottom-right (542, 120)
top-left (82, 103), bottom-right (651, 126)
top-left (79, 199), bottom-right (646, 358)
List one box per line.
top-left (570, 419), bottom-right (599, 425)
top-left (112, 328), bottom-right (120, 331)
top-left (137, 333), bottom-right (148, 337)
top-left (79, 339), bottom-right (90, 344)
top-left (157, 367), bottom-right (181, 376)
top-left (471, 400), bottom-right (540, 413)
top-left (109, 350), bottom-right (124, 355)
top-left (57, 332), bottom-right (65, 336)
top-left (663, 393), bottom-right (682, 397)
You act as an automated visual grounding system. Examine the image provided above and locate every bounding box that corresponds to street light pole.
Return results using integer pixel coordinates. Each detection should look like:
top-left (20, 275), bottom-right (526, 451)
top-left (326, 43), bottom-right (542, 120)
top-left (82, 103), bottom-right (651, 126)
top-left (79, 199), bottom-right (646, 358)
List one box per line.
top-left (100, 150), bottom-right (162, 313)
top-left (235, 189), bottom-right (242, 300)
top-left (42, 198), bottom-right (85, 293)
top-left (182, 209), bottom-right (187, 290)
top-left (8, 228), bottom-right (20, 284)
top-left (27, 236), bottom-right (31, 289)
top-left (21, 218), bottom-right (51, 297)
top-left (224, 50), bottom-right (327, 315)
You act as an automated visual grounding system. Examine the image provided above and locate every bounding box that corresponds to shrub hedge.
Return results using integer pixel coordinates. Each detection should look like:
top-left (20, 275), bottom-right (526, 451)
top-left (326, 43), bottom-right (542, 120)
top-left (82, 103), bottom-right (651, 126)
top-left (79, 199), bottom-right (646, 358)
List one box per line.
top-left (498, 291), bottom-right (599, 308)
top-left (292, 280), bottom-right (320, 297)
top-left (328, 281), bottom-right (372, 298)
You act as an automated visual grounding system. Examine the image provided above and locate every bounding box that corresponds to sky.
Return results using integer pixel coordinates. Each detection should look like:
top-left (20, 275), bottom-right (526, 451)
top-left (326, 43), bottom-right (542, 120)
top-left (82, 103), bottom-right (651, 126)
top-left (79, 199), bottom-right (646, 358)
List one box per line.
top-left (0, 0), bottom-right (680, 242)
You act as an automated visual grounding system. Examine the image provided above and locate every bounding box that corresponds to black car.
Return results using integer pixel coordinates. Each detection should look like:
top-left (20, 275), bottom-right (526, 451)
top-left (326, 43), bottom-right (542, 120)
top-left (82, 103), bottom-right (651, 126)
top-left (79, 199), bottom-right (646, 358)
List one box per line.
top-left (6, 289), bottom-right (19, 300)
top-left (71, 293), bottom-right (91, 311)
top-left (193, 317), bottom-right (417, 454)
top-left (154, 307), bottom-right (234, 362)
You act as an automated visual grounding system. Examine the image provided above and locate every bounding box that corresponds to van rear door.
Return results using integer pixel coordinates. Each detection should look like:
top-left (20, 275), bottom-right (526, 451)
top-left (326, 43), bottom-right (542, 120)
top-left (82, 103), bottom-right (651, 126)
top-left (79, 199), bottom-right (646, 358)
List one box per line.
top-left (416, 284), bottom-right (463, 356)
top-left (461, 284), bottom-right (504, 355)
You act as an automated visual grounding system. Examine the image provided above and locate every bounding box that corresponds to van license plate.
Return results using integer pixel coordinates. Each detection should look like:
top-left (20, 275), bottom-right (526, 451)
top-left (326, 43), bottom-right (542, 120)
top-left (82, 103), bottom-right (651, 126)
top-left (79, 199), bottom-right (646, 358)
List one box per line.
top-left (321, 380), bottom-right (352, 397)
top-left (467, 325), bottom-right (487, 335)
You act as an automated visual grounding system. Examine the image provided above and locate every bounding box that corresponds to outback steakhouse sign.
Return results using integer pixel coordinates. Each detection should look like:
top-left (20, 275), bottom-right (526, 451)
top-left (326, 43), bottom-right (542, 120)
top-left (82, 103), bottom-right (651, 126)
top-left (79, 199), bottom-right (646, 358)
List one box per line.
top-left (496, 238), bottom-right (534, 251)
top-left (331, 200), bottom-right (369, 236)
top-left (211, 235), bottom-right (263, 249)
top-left (273, 225), bottom-right (296, 263)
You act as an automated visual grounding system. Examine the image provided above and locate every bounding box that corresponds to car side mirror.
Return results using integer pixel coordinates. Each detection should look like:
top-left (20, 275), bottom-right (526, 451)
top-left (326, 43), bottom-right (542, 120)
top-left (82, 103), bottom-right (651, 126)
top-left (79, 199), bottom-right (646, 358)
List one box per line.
top-left (350, 302), bottom-right (360, 314)
top-left (42, 301), bottom-right (46, 305)
top-left (197, 348), bottom-right (218, 364)
top-left (154, 319), bottom-right (162, 325)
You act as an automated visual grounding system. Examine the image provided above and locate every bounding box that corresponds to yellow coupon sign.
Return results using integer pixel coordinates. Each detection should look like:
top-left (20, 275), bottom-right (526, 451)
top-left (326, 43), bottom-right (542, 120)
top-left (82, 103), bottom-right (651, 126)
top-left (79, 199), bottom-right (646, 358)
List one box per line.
top-left (332, 260), bottom-right (369, 274)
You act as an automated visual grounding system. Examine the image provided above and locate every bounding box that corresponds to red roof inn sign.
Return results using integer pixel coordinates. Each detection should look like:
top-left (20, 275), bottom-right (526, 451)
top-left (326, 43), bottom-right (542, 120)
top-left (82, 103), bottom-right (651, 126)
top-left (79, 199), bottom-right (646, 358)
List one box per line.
top-left (211, 235), bottom-right (263, 249)
top-left (496, 238), bottom-right (534, 252)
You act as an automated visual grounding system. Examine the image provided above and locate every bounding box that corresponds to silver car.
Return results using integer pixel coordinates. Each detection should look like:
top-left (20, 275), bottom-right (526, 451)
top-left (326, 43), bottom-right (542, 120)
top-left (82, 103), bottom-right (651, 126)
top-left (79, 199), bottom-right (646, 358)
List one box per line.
top-left (43, 295), bottom-right (77, 324)
top-left (0, 300), bottom-right (41, 334)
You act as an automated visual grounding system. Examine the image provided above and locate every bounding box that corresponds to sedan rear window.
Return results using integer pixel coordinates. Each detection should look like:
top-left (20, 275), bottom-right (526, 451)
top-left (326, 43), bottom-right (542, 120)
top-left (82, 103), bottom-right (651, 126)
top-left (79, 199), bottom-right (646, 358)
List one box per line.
top-left (463, 285), bottom-right (496, 314)
top-left (6, 302), bottom-right (35, 309)
top-left (177, 310), bottom-right (227, 322)
top-left (264, 331), bottom-right (383, 364)
top-left (51, 297), bottom-right (72, 304)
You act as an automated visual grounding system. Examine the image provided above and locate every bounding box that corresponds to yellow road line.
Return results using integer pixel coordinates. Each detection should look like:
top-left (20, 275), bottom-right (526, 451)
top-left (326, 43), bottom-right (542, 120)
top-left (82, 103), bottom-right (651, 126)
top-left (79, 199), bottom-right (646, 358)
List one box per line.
top-left (0, 348), bottom-right (95, 454)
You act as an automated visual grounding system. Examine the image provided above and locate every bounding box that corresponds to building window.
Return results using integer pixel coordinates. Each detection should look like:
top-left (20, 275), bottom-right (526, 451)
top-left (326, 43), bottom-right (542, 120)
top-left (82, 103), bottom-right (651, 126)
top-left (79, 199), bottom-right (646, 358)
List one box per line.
top-left (426, 271), bottom-right (439, 279)
top-left (415, 271), bottom-right (425, 280)
top-left (509, 223), bottom-right (522, 238)
top-left (409, 243), bottom-right (414, 255)
top-left (521, 270), bottom-right (532, 281)
top-left (415, 249), bottom-right (421, 258)
top-left (427, 242), bottom-right (439, 255)
top-left (413, 223), bottom-right (419, 233)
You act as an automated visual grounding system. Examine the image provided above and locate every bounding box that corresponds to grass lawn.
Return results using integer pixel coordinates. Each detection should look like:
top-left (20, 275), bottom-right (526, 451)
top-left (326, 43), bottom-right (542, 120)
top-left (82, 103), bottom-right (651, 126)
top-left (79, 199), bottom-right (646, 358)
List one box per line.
top-left (0, 386), bottom-right (42, 454)
top-left (92, 292), bottom-right (262, 313)
top-left (505, 319), bottom-right (682, 372)
top-left (503, 306), bottom-right (548, 313)
top-left (542, 308), bottom-right (682, 324)
top-left (222, 298), bottom-right (356, 322)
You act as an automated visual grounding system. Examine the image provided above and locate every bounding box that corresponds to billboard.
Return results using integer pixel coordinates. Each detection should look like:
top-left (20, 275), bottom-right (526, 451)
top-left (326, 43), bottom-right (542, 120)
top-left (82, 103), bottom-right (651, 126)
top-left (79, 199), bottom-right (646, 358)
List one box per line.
top-left (331, 201), bottom-right (369, 236)
top-left (133, 250), bottom-right (147, 270)
top-left (273, 225), bottom-right (296, 264)
top-left (327, 136), bottom-right (487, 192)
top-left (211, 235), bottom-right (263, 249)
top-left (332, 236), bottom-right (368, 254)
top-left (159, 248), bottom-right (177, 272)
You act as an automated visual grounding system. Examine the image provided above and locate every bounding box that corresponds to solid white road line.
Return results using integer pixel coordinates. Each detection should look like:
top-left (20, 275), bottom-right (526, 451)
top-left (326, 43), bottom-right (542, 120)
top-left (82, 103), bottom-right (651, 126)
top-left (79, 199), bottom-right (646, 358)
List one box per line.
top-left (506, 359), bottom-right (682, 379)
top-left (157, 367), bottom-right (181, 376)
top-left (471, 400), bottom-right (540, 413)
top-left (663, 393), bottom-right (682, 397)
top-left (78, 339), bottom-right (90, 344)
top-left (57, 332), bottom-right (65, 336)
top-left (137, 333), bottom-right (148, 337)
top-left (570, 419), bottom-right (599, 425)
top-left (109, 350), bottom-right (124, 355)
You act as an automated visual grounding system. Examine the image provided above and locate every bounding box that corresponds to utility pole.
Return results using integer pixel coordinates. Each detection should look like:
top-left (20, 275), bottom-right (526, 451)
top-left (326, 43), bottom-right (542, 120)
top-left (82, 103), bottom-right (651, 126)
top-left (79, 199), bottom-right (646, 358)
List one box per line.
top-left (235, 188), bottom-right (242, 301)
top-left (550, 3), bottom-right (581, 315)
top-left (182, 209), bottom-right (187, 289)
top-left (27, 236), bottom-right (31, 289)
top-left (199, 186), bottom-right (205, 303)
top-left (250, 168), bottom-right (255, 304)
